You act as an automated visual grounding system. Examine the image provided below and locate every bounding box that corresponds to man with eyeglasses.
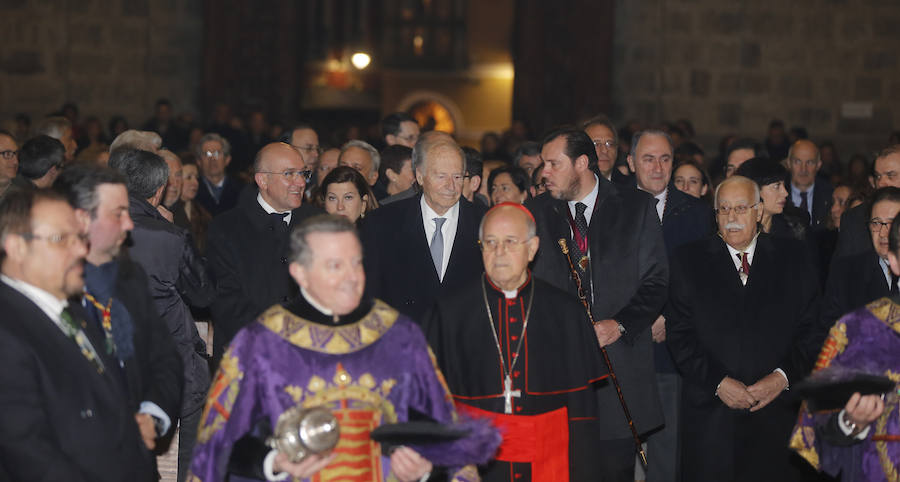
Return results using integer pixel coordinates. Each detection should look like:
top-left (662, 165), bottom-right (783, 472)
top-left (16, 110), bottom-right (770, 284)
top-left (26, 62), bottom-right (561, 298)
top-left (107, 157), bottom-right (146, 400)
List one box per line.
top-left (836, 144), bottom-right (900, 259)
top-left (0, 129), bottom-right (19, 199)
top-left (822, 187), bottom-right (900, 330)
top-left (582, 114), bottom-right (633, 188)
top-left (788, 139), bottom-right (833, 231)
top-left (0, 188), bottom-right (156, 481)
top-left (207, 142), bottom-right (322, 367)
top-left (667, 175), bottom-right (822, 481)
top-left (362, 133), bottom-right (486, 323)
top-left (382, 112), bottom-right (420, 148)
top-left (281, 124), bottom-right (321, 168)
top-left (423, 203), bottom-right (608, 481)
top-left (193, 133), bottom-right (245, 216)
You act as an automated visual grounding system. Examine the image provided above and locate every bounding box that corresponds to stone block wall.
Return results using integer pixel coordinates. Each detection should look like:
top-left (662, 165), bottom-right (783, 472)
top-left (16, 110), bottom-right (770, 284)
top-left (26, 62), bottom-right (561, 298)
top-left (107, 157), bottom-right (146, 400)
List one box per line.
top-left (0, 0), bottom-right (202, 131)
top-left (612, 0), bottom-right (900, 156)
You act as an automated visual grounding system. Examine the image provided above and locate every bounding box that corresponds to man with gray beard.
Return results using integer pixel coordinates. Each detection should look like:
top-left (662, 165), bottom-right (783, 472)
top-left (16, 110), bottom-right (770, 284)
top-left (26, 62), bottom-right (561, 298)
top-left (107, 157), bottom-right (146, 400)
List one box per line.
top-left (666, 175), bottom-right (823, 481)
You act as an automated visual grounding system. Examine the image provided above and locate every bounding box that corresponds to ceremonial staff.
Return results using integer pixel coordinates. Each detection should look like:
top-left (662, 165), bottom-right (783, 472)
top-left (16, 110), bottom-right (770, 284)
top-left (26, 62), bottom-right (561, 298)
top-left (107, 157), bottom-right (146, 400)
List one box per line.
top-left (558, 238), bottom-right (648, 467)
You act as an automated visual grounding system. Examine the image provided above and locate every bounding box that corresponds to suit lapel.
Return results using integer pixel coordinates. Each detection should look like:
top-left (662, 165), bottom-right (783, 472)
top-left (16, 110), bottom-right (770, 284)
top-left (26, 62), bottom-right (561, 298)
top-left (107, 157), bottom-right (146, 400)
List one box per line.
top-left (444, 199), bottom-right (477, 285)
top-left (708, 237), bottom-right (744, 299)
top-left (404, 196), bottom-right (441, 285)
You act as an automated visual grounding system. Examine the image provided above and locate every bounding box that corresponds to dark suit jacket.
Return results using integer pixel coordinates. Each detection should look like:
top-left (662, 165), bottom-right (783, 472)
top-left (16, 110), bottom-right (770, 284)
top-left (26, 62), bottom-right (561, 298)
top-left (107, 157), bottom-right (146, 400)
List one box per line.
top-left (195, 175), bottom-right (244, 217)
top-left (0, 281), bottom-right (155, 481)
top-left (789, 177), bottom-right (832, 231)
top-left (527, 178), bottom-right (669, 438)
top-left (821, 251), bottom-right (890, 329)
top-left (361, 194), bottom-right (487, 323)
top-left (834, 204), bottom-right (871, 260)
top-left (657, 187), bottom-right (715, 373)
top-left (666, 234), bottom-right (822, 480)
top-left (207, 187), bottom-right (323, 363)
top-left (100, 256), bottom-right (184, 426)
top-left (129, 196), bottom-right (214, 415)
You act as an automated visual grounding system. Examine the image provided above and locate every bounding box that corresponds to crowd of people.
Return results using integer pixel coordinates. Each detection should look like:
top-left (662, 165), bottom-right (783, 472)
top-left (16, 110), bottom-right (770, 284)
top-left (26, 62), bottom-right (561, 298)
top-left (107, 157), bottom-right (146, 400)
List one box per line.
top-left (0, 98), bottom-right (899, 482)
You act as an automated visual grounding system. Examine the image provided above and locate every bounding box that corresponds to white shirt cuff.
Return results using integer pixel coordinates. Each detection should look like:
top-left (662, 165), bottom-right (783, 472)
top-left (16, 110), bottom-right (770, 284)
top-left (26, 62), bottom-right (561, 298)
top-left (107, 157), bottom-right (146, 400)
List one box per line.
top-left (419, 472), bottom-right (431, 482)
top-left (139, 401), bottom-right (171, 435)
top-left (263, 450), bottom-right (290, 481)
top-left (774, 368), bottom-right (789, 390)
top-left (837, 409), bottom-right (871, 440)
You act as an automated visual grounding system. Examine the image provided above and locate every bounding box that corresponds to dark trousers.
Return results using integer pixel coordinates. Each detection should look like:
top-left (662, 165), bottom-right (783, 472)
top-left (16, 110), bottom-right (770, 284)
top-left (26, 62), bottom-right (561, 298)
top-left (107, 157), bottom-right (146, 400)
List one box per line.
top-left (646, 372), bottom-right (681, 482)
top-left (595, 438), bottom-right (636, 482)
top-left (177, 406), bottom-right (202, 482)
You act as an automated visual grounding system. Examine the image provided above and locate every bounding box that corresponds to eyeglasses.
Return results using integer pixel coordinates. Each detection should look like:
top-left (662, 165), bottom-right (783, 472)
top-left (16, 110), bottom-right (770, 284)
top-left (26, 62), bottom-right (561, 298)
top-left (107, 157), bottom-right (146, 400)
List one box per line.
top-left (292, 144), bottom-right (323, 155)
top-left (592, 139), bottom-right (617, 149)
top-left (201, 150), bottom-right (224, 160)
top-left (715, 202), bottom-right (760, 216)
top-left (869, 218), bottom-right (895, 232)
top-left (479, 238), bottom-right (529, 252)
top-left (20, 231), bottom-right (89, 247)
top-left (0, 150), bottom-right (17, 160)
top-left (258, 169), bottom-right (313, 182)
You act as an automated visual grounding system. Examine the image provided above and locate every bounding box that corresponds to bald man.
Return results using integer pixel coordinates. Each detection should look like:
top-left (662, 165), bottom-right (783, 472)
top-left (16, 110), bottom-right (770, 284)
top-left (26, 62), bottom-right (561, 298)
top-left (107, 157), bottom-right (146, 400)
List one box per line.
top-left (424, 203), bottom-right (607, 481)
top-left (788, 139), bottom-right (833, 230)
top-left (206, 142), bottom-right (323, 365)
top-left (667, 176), bottom-right (823, 481)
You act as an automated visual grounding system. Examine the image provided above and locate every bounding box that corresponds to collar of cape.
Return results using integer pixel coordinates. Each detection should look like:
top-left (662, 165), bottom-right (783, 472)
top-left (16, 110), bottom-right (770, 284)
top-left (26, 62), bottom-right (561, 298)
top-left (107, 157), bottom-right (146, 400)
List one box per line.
top-left (866, 296), bottom-right (900, 336)
top-left (258, 299), bottom-right (399, 354)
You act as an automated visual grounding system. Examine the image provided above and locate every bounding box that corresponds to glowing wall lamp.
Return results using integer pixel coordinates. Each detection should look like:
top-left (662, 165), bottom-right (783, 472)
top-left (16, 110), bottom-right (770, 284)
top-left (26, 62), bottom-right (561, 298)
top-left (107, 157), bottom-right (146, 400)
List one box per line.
top-left (351, 52), bottom-right (371, 70)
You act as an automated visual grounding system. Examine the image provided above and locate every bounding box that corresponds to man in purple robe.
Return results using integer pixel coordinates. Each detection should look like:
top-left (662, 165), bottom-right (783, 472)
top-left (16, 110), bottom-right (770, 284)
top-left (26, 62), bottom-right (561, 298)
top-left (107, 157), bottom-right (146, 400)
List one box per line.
top-left (189, 214), bottom-right (482, 482)
top-left (790, 216), bottom-right (900, 482)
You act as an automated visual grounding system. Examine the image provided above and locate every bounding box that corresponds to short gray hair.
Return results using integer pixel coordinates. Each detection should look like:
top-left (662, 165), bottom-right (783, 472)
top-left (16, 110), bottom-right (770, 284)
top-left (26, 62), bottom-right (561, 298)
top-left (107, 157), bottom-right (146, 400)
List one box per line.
top-left (339, 140), bottom-right (381, 173)
top-left (413, 133), bottom-right (463, 174)
top-left (714, 175), bottom-right (760, 207)
top-left (630, 129), bottom-right (673, 158)
top-left (289, 214), bottom-right (359, 266)
top-left (195, 133), bottom-right (231, 158)
top-left (34, 116), bottom-right (71, 140)
top-left (110, 129), bottom-right (162, 153)
top-left (108, 148), bottom-right (169, 199)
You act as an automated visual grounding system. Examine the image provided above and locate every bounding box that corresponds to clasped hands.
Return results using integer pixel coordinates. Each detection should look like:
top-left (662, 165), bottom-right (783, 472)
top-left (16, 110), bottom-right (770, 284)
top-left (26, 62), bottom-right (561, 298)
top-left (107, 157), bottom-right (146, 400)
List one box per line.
top-left (716, 373), bottom-right (787, 412)
top-left (273, 446), bottom-right (432, 481)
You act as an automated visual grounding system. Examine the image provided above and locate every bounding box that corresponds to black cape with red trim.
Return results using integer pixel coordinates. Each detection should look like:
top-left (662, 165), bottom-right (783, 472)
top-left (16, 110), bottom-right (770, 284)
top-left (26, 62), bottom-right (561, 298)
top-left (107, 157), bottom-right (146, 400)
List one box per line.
top-left (423, 273), bottom-right (608, 482)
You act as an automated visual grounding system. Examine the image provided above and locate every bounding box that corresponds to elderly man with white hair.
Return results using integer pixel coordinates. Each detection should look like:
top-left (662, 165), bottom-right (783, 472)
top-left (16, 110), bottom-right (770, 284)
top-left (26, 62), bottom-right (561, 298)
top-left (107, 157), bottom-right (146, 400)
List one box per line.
top-left (361, 134), bottom-right (487, 322)
top-left (666, 175), bottom-right (823, 481)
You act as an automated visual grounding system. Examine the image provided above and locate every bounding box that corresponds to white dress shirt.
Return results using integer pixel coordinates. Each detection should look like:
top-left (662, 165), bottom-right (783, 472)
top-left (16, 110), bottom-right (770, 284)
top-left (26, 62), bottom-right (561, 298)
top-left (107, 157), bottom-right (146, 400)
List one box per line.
top-left (421, 196), bottom-right (460, 282)
top-left (566, 174), bottom-right (600, 227)
top-left (790, 182), bottom-right (815, 219)
top-left (258, 193), bottom-right (292, 225)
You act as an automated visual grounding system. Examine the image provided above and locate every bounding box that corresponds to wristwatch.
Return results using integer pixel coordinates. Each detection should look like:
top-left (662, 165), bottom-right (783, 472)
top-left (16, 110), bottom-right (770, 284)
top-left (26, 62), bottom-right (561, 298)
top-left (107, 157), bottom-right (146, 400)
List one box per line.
top-left (617, 322), bottom-right (627, 335)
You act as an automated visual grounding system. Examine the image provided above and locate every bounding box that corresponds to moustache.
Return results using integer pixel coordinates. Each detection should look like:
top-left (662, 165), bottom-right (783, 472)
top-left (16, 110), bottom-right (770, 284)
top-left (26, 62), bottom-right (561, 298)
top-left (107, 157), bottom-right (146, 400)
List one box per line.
top-left (724, 222), bottom-right (745, 230)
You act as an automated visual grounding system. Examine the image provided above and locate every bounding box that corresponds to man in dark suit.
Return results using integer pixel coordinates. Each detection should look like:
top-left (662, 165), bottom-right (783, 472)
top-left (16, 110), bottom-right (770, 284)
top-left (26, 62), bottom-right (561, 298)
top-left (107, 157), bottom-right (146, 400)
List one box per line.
top-left (362, 132), bottom-right (487, 323)
top-left (626, 129), bottom-right (714, 482)
top-left (194, 133), bottom-right (244, 216)
top-left (667, 176), bottom-right (822, 481)
top-left (823, 187), bottom-right (900, 328)
top-left (0, 188), bottom-right (155, 481)
top-left (53, 165), bottom-right (184, 456)
top-left (527, 128), bottom-right (668, 481)
top-left (207, 142), bottom-right (322, 363)
top-left (836, 145), bottom-right (900, 259)
top-left (787, 139), bottom-right (833, 231)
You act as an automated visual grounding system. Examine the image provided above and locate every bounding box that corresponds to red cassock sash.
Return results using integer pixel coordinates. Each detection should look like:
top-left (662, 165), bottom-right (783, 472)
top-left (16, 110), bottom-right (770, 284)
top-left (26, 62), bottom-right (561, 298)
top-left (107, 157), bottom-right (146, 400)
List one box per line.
top-left (457, 404), bottom-right (569, 481)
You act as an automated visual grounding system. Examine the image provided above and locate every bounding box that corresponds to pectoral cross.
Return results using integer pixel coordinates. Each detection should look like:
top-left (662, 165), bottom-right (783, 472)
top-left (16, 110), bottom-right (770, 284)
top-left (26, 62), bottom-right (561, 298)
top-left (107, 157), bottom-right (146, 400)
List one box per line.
top-left (503, 375), bottom-right (521, 414)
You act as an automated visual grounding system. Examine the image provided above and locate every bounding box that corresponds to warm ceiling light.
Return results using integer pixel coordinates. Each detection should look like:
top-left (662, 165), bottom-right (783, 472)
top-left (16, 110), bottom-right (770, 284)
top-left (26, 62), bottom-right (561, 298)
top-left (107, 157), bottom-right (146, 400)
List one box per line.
top-left (351, 52), bottom-right (371, 70)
